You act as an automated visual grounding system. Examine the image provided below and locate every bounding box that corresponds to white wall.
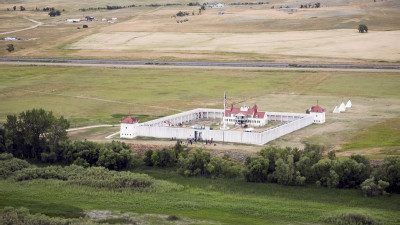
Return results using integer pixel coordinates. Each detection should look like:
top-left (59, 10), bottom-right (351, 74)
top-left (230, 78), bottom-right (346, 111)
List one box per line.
top-left (135, 109), bottom-right (314, 145)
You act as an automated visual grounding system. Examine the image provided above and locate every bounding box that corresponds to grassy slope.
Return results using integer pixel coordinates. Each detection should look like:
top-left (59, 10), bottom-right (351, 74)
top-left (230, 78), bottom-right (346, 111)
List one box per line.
top-left (343, 117), bottom-right (400, 153)
top-left (0, 167), bottom-right (399, 225)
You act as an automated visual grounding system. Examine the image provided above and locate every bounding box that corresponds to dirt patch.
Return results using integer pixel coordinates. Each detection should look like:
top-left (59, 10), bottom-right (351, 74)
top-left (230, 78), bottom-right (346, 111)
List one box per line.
top-left (84, 210), bottom-right (220, 225)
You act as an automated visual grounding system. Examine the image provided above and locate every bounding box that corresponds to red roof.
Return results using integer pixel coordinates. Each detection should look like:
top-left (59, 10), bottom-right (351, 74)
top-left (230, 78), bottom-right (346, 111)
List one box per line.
top-left (225, 104), bottom-right (265, 119)
top-left (121, 116), bottom-right (138, 124)
top-left (310, 105), bottom-right (325, 113)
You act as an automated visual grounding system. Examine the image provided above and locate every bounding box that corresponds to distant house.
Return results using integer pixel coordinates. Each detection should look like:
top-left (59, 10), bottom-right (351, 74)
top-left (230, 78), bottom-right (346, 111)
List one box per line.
top-left (66, 19), bottom-right (80, 23)
top-left (209, 3), bottom-right (226, 8)
top-left (280, 8), bottom-right (298, 12)
top-left (85, 16), bottom-right (94, 21)
top-left (4, 37), bottom-right (18, 41)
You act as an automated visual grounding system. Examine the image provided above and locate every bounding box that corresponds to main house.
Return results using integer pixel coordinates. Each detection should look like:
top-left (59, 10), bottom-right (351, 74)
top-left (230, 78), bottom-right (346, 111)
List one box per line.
top-left (223, 104), bottom-right (267, 127)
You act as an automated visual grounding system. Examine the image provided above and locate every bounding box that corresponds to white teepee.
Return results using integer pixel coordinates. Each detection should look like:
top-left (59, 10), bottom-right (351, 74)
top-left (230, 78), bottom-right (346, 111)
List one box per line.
top-left (346, 99), bottom-right (352, 108)
top-left (333, 105), bottom-right (340, 113)
top-left (339, 102), bottom-right (346, 112)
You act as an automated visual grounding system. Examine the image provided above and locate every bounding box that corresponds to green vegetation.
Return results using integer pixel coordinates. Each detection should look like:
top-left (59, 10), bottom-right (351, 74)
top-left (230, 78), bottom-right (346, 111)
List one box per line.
top-left (322, 211), bottom-right (381, 225)
top-left (344, 118), bottom-right (400, 151)
top-left (1, 65), bottom-right (399, 127)
top-left (359, 24), bottom-right (368, 33)
top-left (6, 44), bottom-right (14, 52)
top-left (0, 165), bottom-right (399, 224)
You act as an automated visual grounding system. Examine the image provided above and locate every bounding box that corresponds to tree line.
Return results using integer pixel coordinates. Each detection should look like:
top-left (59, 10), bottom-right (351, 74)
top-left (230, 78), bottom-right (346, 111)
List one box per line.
top-left (143, 142), bottom-right (399, 196)
top-left (0, 109), bottom-right (133, 171)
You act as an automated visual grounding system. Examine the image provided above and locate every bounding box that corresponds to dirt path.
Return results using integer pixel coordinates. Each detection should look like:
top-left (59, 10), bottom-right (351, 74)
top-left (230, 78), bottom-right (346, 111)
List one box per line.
top-left (0, 16), bottom-right (43, 35)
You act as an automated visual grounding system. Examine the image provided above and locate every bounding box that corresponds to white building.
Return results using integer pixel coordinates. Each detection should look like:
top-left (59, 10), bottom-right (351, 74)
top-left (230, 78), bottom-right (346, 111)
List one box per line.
top-left (223, 104), bottom-right (267, 127)
top-left (120, 116), bottom-right (138, 138)
top-left (66, 19), bottom-right (80, 23)
top-left (307, 105), bottom-right (325, 124)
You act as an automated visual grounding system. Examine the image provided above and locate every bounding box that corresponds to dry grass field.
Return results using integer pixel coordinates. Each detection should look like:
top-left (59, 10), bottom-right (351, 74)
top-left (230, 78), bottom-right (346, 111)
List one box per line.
top-left (1, 0), bottom-right (400, 63)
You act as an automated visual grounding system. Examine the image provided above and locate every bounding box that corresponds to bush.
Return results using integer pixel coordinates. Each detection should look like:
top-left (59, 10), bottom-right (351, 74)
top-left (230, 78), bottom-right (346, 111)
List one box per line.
top-left (358, 24), bottom-right (368, 33)
top-left (322, 211), bottom-right (381, 225)
top-left (13, 165), bottom-right (153, 189)
top-left (83, 25), bottom-right (88, 28)
top-left (0, 207), bottom-right (87, 225)
top-left (177, 148), bottom-right (210, 176)
top-left (361, 177), bottom-right (389, 197)
top-left (207, 155), bottom-right (241, 179)
top-left (0, 154), bottom-right (30, 178)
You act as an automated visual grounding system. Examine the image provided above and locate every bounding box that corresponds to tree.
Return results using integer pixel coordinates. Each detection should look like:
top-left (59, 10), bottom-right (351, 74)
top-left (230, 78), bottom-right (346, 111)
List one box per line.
top-left (358, 24), bottom-right (368, 33)
top-left (243, 156), bottom-right (269, 182)
top-left (361, 177), bottom-right (389, 197)
top-left (48, 11), bottom-right (57, 17)
top-left (7, 44), bottom-right (14, 52)
top-left (4, 109), bottom-right (69, 160)
top-left (377, 156), bottom-right (400, 192)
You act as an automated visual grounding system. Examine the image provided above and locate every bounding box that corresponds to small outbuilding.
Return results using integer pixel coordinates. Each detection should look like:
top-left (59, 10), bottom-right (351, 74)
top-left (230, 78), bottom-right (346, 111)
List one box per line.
top-left (120, 116), bottom-right (138, 139)
top-left (307, 105), bottom-right (325, 124)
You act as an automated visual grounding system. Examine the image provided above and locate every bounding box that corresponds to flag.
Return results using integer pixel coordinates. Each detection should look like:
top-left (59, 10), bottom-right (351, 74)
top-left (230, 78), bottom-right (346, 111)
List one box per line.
top-left (224, 92), bottom-right (227, 109)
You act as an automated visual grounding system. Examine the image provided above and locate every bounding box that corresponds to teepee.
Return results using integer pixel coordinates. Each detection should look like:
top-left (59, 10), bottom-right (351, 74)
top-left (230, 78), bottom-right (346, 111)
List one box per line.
top-left (333, 105), bottom-right (340, 113)
top-left (346, 99), bottom-right (352, 108)
top-left (339, 101), bottom-right (346, 112)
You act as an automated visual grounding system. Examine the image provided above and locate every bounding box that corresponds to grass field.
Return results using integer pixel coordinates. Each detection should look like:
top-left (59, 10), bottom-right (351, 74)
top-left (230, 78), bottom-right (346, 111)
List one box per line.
top-left (1, 167), bottom-right (399, 224)
top-left (1, 64), bottom-right (400, 156)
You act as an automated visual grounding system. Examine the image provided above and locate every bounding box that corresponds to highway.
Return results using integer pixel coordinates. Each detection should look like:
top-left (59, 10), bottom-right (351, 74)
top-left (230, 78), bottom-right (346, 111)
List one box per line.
top-left (1, 57), bottom-right (400, 72)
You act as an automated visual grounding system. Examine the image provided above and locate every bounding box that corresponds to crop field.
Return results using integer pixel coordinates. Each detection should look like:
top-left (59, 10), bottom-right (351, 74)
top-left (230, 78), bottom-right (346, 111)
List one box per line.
top-left (1, 0), bottom-right (400, 63)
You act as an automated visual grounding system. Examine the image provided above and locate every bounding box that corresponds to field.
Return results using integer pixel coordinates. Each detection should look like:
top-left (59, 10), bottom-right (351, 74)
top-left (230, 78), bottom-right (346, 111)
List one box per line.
top-left (1, 0), bottom-right (400, 224)
top-left (1, 64), bottom-right (400, 158)
top-left (1, 0), bottom-right (400, 63)
top-left (1, 167), bottom-right (399, 225)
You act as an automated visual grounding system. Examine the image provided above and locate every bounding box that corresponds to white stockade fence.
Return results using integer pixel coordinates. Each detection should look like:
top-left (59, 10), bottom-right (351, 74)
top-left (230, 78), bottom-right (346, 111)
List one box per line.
top-left (135, 108), bottom-right (314, 145)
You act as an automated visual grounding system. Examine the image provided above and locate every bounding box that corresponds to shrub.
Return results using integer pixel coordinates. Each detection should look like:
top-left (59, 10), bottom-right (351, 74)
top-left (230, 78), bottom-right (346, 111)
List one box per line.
top-left (322, 211), bottom-right (381, 225)
top-left (206, 155), bottom-right (241, 179)
top-left (361, 177), bottom-right (389, 197)
top-left (358, 24), bottom-right (368, 33)
top-left (14, 165), bottom-right (153, 189)
top-left (0, 207), bottom-right (87, 225)
top-left (83, 25), bottom-right (88, 28)
top-left (0, 154), bottom-right (30, 178)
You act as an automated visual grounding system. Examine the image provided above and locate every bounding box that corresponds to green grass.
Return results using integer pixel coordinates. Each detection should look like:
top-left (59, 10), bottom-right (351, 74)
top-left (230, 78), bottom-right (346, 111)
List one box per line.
top-left (344, 118), bottom-right (400, 151)
top-left (0, 167), bottom-right (399, 225)
top-left (1, 65), bottom-right (399, 127)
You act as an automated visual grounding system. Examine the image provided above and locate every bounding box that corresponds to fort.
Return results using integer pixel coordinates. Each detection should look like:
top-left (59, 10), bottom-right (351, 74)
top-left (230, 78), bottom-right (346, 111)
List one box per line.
top-left (120, 101), bottom-right (325, 145)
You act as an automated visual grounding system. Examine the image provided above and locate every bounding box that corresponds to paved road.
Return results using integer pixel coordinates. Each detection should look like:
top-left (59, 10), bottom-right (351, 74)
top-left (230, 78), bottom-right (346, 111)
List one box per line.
top-left (0, 17), bottom-right (43, 35)
top-left (1, 57), bottom-right (400, 72)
